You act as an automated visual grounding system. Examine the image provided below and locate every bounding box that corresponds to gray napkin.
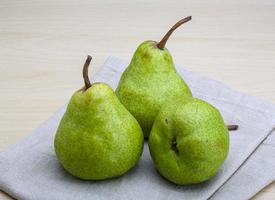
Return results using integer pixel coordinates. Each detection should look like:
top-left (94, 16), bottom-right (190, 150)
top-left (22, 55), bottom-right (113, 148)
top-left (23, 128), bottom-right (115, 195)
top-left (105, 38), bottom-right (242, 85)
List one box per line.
top-left (0, 57), bottom-right (274, 200)
top-left (211, 130), bottom-right (275, 200)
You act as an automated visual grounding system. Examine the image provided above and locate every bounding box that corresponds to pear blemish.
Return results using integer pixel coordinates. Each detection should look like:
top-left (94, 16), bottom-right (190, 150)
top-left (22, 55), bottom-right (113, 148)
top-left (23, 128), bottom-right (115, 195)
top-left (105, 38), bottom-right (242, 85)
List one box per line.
top-left (170, 137), bottom-right (179, 154)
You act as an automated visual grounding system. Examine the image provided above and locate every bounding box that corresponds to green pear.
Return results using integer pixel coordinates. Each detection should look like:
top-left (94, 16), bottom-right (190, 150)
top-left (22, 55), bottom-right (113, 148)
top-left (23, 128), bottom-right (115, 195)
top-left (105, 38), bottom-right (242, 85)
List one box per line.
top-left (148, 97), bottom-right (229, 185)
top-left (116, 16), bottom-right (193, 138)
top-left (54, 56), bottom-right (144, 180)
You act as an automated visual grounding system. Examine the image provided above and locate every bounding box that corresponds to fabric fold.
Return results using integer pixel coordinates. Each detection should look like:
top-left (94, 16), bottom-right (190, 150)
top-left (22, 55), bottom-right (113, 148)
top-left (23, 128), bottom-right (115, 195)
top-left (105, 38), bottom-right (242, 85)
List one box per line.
top-left (0, 56), bottom-right (274, 200)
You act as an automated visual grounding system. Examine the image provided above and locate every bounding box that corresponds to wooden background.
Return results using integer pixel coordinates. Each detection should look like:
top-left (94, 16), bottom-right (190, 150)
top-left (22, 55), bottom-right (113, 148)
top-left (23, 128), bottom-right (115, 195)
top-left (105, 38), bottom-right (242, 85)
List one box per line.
top-left (0, 0), bottom-right (274, 199)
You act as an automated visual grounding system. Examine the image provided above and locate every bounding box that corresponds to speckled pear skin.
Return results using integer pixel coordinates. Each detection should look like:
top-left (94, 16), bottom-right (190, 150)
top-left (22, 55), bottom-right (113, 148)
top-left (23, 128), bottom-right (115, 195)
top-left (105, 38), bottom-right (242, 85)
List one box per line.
top-left (54, 83), bottom-right (144, 180)
top-left (148, 97), bottom-right (229, 185)
top-left (116, 40), bottom-right (192, 138)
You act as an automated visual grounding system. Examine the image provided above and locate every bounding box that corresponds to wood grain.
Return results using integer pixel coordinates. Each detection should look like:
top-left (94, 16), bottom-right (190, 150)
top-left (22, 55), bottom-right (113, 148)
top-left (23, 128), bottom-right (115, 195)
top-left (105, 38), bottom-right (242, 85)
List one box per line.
top-left (0, 0), bottom-right (274, 199)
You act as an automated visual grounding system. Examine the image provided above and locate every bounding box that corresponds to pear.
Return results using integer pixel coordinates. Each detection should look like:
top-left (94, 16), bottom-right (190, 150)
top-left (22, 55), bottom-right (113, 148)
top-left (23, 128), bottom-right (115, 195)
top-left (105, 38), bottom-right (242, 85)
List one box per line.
top-left (116, 16), bottom-right (193, 138)
top-left (54, 56), bottom-right (144, 180)
top-left (148, 97), bottom-right (229, 185)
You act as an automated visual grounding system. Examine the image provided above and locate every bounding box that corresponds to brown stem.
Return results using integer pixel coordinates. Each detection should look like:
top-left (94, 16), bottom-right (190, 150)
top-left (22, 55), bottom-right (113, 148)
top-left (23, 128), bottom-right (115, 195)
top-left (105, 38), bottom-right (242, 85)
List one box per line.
top-left (156, 16), bottom-right (192, 50)
top-left (227, 125), bottom-right (238, 131)
top-left (82, 55), bottom-right (92, 90)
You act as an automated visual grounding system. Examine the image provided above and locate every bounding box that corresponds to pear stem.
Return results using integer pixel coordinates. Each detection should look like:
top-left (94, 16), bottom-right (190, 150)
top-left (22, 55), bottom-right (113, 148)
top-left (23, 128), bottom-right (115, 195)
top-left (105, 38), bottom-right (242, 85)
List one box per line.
top-left (227, 125), bottom-right (238, 131)
top-left (156, 16), bottom-right (192, 50)
top-left (82, 55), bottom-right (92, 90)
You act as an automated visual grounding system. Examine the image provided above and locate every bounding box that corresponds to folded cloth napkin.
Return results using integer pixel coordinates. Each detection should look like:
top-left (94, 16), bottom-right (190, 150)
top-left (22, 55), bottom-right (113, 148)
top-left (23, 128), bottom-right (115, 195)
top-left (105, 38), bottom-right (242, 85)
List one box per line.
top-left (211, 129), bottom-right (275, 200)
top-left (0, 56), bottom-right (274, 200)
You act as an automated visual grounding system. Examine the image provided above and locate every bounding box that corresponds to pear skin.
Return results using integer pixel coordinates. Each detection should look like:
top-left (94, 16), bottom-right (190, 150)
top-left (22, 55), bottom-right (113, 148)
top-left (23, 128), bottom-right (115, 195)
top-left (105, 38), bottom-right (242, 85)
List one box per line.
top-left (54, 56), bottom-right (144, 180)
top-left (149, 97), bottom-right (229, 185)
top-left (116, 17), bottom-right (193, 138)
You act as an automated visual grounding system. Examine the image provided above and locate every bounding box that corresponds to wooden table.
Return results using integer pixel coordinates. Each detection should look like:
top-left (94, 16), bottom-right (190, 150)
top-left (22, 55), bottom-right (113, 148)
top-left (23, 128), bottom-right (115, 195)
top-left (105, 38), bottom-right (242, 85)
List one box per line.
top-left (0, 1), bottom-right (274, 199)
